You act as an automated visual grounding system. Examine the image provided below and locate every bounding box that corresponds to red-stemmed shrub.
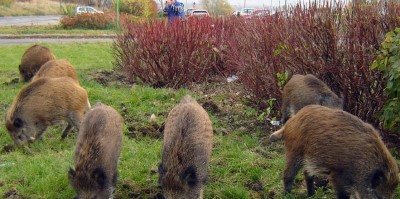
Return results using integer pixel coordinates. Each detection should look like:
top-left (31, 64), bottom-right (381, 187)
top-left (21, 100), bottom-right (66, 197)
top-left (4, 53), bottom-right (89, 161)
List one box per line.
top-left (225, 1), bottom-right (400, 128)
top-left (113, 17), bottom-right (233, 88)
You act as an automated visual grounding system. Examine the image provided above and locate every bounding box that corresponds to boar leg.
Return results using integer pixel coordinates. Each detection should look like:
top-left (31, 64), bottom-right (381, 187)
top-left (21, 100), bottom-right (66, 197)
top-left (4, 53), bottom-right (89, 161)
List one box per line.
top-left (283, 156), bottom-right (303, 193)
top-left (304, 170), bottom-right (315, 196)
top-left (61, 123), bottom-right (73, 139)
top-left (330, 171), bottom-right (351, 199)
top-left (35, 126), bottom-right (48, 140)
top-left (62, 112), bottom-right (84, 139)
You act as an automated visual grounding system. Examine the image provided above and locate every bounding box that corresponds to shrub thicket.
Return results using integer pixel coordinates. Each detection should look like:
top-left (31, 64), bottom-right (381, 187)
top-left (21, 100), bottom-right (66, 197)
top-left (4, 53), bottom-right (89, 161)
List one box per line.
top-left (113, 17), bottom-right (233, 88)
top-left (225, 1), bottom-right (400, 127)
top-left (60, 12), bottom-right (115, 29)
top-left (372, 27), bottom-right (400, 131)
top-left (120, 0), bottom-right (157, 18)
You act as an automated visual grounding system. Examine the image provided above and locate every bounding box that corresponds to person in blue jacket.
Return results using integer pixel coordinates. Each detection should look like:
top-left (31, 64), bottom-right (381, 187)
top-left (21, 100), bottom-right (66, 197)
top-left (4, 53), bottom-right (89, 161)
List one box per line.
top-left (164, 0), bottom-right (185, 21)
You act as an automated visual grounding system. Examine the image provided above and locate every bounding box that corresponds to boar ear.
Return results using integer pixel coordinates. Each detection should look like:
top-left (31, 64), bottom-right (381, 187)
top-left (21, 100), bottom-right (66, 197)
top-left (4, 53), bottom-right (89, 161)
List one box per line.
top-left (181, 166), bottom-right (198, 187)
top-left (13, 118), bottom-right (23, 128)
top-left (68, 168), bottom-right (76, 180)
top-left (371, 169), bottom-right (385, 189)
top-left (92, 167), bottom-right (107, 189)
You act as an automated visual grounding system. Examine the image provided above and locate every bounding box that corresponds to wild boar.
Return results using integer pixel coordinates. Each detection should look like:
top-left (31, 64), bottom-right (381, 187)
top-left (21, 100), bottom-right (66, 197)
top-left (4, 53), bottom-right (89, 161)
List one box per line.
top-left (19, 44), bottom-right (56, 82)
top-left (158, 95), bottom-right (213, 199)
top-left (68, 103), bottom-right (123, 199)
top-left (270, 74), bottom-right (343, 141)
top-left (5, 77), bottom-right (90, 146)
top-left (278, 105), bottom-right (398, 199)
top-left (31, 59), bottom-right (79, 83)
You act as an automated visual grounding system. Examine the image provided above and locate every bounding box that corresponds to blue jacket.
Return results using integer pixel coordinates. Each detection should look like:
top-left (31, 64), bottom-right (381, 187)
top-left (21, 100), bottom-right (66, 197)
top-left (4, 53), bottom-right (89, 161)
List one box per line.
top-left (166, 1), bottom-right (185, 20)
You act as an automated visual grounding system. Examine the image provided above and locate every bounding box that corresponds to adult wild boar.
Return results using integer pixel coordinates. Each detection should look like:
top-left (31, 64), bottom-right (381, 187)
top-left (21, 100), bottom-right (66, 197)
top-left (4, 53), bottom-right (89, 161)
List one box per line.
top-left (19, 44), bottom-right (56, 82)
top-left (270, 74), bottom-right (343, 141)
top-left (31, 59), bottom-right (79, 83)
top-left (277, 105), bottom-right (398, 199)
top-left (69, 103), bottom-right (123, 199)
top-left (158, 95), bottom-right (213, 199)
top-left (5, 77), bottom-right (90, 146)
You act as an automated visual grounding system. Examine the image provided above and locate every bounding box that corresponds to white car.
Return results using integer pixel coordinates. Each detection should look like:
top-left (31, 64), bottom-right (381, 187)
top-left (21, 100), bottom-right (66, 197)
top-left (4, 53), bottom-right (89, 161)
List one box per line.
top-left (76, 6), bottom-right (104, 14)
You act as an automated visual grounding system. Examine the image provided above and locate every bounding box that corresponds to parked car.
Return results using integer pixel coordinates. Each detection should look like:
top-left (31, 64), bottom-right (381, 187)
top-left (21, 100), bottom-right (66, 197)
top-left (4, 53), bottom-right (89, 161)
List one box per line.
top-left (76, 6), bottom-right (104, 14)
top-left (188, 9), bottom-right (210, 18)
top-left (240, 8), bottom-right (255, 16)
top-left (244, 9), bottom-right (271, 19)
top-left (185, 8), bottom-right (197, 16)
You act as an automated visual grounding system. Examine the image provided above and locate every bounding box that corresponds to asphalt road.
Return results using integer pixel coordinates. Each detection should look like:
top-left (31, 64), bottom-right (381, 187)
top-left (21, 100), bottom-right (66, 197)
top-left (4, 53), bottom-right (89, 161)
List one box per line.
top-left (0, 15), bottom-right (62, 26)
top-left (0, 37), bottom-right (114, 45)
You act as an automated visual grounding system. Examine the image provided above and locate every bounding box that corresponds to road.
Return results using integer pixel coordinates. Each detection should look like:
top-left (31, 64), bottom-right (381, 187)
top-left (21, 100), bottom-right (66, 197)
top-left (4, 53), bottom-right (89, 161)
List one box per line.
top-left (0, 15), bottom-right (62, 26)
top-left (0, 38), bottom-right (114, 45)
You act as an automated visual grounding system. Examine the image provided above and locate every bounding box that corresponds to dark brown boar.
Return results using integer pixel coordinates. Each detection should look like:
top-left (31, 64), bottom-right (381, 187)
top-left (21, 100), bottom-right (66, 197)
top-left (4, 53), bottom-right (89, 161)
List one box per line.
top-left (31, 59), bottom-right (79, 83)
top-left (19, 44), bottom-right (56, 82)
top-left (158, 95), bottom-right (213, 199)
top-left (5, 77), bottom-right (90, 146)
top-left (270, 74), bottom-right (343, 141)
top-left (279, 105), bottom-right (398, 199)
top-left (68, 103), bottom-right (123, 199)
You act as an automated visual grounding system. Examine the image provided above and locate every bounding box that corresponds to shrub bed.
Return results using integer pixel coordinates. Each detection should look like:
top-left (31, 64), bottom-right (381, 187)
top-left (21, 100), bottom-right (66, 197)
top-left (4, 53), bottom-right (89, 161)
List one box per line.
top-left (60, 12), bottom-right (115, 29)
top-left (113, 17), bottom-right (233, 88)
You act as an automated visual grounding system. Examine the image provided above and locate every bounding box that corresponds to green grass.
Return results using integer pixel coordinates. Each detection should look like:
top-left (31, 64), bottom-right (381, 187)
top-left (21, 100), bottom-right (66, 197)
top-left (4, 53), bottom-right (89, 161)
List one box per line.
top-left (0, 42), bottom-right (399, 199)
top-left (0, 25), bottom-right (117, 37)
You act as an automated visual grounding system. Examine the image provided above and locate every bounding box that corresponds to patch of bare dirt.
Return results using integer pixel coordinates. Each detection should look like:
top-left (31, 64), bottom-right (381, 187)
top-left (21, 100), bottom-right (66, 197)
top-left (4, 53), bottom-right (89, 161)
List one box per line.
top-left (126, 122), bottom-right (163, 139)
top-left (88, 70), bottom-right (134, 87)
top-left (4, 189), bottom-right (28, 199)
top-left (116, 180), bottom-right (163, 199)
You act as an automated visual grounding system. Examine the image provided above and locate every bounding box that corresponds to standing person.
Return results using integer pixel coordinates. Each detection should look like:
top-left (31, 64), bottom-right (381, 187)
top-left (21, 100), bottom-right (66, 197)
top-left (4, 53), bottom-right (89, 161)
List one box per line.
top-left (164, 0), bottom-right (185, 21)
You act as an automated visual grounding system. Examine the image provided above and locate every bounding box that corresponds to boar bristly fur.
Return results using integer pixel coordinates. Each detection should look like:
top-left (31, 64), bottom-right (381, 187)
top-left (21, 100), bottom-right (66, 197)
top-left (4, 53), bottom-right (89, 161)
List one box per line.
top-left (270, 74), bottom-right (343, 141)
top-left (19, 44), bottom-right (56, 82)
top-left (69, 103), bottom-right (123, 199)
top-left (5, 77), bottom-right (90, 146)
top-left (281, 105), bottom-right (398, 199)
top-left (31, 59), bottom-right (79, 83)
top-left (159, 95), bottom-right (213, 199)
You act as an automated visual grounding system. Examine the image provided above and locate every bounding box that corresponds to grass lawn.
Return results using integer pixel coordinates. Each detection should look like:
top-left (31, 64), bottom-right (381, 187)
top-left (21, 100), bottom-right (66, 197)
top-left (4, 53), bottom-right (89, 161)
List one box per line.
top-left (0, 25), bottom-right (117, 38)
top-left (0, 42), bottom-right (399, 198)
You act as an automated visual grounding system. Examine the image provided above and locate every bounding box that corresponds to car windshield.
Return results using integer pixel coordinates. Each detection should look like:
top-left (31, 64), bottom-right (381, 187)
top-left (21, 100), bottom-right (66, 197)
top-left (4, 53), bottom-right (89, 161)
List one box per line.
top-left (87, 7), bottom-right (95, 12)
top-left (193, 11), bottom-right (207, 15)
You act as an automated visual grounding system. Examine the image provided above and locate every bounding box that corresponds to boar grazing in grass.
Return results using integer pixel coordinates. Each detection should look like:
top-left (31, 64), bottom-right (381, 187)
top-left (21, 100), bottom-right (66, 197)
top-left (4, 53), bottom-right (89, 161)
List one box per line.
top-left (19, 44), bottom-right (56, 82)
top-left (278, 105), bottom-right (398, 199)
top-left (68, 103), bottom-right (123, 199)
top-left (158, 95), bottom-right (213, 199)
top-left (31, 59), bottom-right (79, 83)
top-left (5, 77), bottom-right (90, 146)
top-left (270, 74), bottom-right (343, 141)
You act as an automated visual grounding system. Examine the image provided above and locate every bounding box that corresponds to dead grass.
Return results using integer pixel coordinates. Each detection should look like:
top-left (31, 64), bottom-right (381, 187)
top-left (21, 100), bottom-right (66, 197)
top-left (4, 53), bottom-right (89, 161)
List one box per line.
top-left (0, 0), bottom-right (62, 16)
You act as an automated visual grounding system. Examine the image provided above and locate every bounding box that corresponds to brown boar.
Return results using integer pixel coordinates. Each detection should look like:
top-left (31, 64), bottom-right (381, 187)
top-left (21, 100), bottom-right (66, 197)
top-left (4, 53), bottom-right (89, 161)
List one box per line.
top-left (279, 105), bottom-right (398, 199)
top-left (19, 44), bottom-right (56, 82)
top-left (158, 95), bottom-right (213, 199)
top-left (68, 103), bottom-right (123, 199)
top-left (5, 77), bottom-right (90, 146)
top-left (270, 74), bottom-right (343, 141)
top-left (31, 59), bottom-right (79, 83)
